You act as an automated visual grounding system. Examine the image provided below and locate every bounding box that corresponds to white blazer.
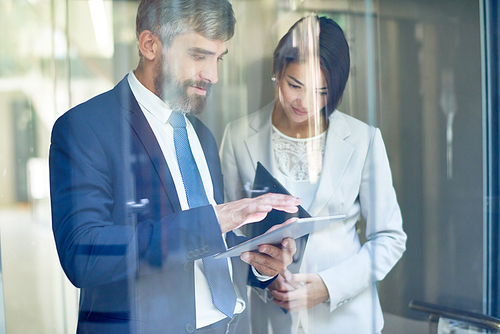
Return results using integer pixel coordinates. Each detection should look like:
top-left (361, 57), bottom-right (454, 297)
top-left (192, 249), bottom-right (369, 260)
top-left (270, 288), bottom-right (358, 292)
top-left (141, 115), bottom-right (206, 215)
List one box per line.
top-left (220, 102), bottom-right (407, 334)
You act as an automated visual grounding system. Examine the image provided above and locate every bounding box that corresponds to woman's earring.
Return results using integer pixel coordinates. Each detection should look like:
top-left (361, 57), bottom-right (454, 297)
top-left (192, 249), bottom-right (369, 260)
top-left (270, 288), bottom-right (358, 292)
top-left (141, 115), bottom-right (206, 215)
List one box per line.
top-left (271, 76), bottom-right (276, 82)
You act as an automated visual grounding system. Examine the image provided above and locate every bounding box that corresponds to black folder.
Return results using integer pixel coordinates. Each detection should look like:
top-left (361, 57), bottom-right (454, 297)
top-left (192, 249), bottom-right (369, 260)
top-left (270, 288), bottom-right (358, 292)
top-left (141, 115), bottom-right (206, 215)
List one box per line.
top-left (246, 162), bottom-right (311, 237)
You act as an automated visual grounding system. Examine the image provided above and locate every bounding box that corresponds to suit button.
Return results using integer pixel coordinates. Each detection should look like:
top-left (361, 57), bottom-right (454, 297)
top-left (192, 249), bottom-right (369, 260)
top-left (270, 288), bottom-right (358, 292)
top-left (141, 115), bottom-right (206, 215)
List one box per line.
top-left (337, 299), bottom-right (350, 307)
top-left (186, 251), bottom-right (194, 260)
top-left (185, 323), bottom-right (195, 333)
top-left (202, 245), bottom-right (210, 253)
top-left (183, 263), bottom-right (192, 272)
top-left (193, 249), bottom-right (200, 257)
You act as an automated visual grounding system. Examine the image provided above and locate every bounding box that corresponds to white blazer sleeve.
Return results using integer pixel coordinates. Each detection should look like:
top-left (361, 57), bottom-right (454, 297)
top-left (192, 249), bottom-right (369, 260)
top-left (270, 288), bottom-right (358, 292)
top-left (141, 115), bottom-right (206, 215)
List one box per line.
top-left (220, 123), bottom-right (246, 203)
top-left (318, 128), bottom-right (407, 311)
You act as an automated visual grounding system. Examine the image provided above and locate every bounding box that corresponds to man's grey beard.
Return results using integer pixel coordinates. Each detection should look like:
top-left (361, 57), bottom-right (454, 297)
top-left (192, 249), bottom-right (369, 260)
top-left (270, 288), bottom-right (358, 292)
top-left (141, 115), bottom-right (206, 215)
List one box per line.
top-left (153, 57), bottom-right (211, 115)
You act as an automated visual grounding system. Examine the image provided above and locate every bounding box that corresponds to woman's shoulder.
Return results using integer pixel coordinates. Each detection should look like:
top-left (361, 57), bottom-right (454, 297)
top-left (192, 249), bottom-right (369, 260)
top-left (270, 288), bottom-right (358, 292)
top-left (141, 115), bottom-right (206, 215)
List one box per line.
top-left (225, 101), bottom-right (274, 133)
top-left (329, 110), bottom-right (378, 143)
top-left (330, 110), bottom-right (376, 133)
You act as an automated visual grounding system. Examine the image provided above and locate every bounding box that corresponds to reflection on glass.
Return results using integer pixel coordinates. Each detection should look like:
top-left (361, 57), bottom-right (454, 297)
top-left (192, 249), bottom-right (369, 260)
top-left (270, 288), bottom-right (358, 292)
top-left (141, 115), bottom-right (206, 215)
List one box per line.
top-left (221, 14), bottom-right (406, 334)
top-left (0, 0), bottom-right (136, 332)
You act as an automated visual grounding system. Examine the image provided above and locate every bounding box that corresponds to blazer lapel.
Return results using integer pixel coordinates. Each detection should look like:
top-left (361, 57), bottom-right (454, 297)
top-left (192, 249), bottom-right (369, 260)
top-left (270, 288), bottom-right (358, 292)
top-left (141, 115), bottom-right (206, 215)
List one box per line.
top-left (308, 111), bottom-right (354, 216)
top-left (114, 76), bottom-right (181, 211)
top-left (244, 102), bottom-right (279, 180)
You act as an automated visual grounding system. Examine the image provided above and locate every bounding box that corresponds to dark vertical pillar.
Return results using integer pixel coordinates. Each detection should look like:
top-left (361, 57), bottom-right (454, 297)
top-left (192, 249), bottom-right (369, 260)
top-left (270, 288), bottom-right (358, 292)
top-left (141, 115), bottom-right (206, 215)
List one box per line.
top-left (484, 0), bottom-right (500, 318)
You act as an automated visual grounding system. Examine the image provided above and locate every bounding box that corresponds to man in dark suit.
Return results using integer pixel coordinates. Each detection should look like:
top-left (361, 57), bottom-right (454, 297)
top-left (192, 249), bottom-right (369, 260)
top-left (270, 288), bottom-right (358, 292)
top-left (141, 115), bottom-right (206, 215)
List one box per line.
top-left (49, 0), bottom-right (300, 333)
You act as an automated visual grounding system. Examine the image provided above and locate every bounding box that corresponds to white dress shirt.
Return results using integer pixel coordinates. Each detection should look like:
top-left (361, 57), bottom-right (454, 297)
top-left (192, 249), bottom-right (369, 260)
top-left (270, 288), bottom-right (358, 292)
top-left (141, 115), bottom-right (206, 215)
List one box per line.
top-left (127, 71), bottom-right (245, 328)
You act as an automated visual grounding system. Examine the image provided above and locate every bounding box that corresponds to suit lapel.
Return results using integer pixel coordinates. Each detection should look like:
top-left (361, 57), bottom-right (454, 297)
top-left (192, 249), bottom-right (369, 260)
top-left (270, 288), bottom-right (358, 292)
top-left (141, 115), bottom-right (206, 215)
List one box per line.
top-left (187, 115), bottom-right (224, 204)
top-left (114, 76), bottom-right (182, 211)
top-left (308, 111), bottom-right (354, 216)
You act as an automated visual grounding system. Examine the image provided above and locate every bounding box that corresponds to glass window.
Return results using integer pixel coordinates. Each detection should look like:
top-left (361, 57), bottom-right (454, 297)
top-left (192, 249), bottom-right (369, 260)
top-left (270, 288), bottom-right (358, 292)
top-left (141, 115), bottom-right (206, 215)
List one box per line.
top-left (0, 0), bottom-right (492, 333)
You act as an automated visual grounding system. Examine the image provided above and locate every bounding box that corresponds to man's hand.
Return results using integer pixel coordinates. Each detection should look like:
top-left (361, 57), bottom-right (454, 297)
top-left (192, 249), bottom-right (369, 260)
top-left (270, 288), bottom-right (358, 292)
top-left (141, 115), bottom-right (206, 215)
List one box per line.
top-left (239, 218), bottom-right (298, 277)
top-left (240, 237), bottom-right (296, 277)
top-left (269, 273), bottom-right (330, 312)
top-left (215, 193), bottom-right (301, 233)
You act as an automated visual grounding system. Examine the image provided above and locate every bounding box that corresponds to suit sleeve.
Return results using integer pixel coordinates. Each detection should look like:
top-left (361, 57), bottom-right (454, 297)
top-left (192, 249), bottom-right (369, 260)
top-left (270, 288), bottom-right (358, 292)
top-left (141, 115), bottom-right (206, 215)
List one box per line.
top-left (318, 128), bottom-right (407, 311)
top-left (49, 112), bottom-right (226, 289)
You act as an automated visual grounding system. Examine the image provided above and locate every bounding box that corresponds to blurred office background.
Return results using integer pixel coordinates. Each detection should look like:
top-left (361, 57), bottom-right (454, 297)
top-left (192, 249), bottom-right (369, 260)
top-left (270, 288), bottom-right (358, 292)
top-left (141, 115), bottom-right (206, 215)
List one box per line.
top-left (0, 0), bottom-right (498, 333)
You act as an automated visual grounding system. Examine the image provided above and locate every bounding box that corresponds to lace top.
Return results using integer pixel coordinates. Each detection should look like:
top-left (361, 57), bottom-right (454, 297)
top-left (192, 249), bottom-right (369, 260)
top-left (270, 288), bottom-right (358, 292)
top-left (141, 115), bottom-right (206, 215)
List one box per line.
top-left (272, 126), bottom-right (327, 182)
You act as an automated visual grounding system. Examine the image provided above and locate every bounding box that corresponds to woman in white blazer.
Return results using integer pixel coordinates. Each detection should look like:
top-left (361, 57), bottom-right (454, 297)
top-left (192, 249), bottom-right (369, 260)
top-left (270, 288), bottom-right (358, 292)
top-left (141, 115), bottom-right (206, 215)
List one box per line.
top-left (220, 16), bottom-right (406, 334)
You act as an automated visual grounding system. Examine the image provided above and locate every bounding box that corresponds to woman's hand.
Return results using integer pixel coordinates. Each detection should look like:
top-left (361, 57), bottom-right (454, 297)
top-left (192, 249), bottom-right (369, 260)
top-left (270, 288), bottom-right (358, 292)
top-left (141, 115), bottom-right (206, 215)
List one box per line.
top-left (267, 269), bottom-right (301, 293)
top-left (269, 273), bottom-right (329, 312)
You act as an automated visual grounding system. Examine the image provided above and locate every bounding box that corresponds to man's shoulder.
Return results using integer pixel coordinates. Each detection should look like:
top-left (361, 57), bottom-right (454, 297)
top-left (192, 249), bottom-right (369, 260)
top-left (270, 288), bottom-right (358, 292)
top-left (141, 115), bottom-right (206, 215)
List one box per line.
top-left (55, 78), bottom-right (130, 127)
top-left (73, 88), bottom-right (118, 113)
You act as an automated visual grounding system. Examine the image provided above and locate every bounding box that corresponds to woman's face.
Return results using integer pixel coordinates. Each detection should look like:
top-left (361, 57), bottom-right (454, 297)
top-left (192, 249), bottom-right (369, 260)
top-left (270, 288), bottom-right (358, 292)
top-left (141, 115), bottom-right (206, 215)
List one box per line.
top-left (277, 62), bottom-right (328, 125)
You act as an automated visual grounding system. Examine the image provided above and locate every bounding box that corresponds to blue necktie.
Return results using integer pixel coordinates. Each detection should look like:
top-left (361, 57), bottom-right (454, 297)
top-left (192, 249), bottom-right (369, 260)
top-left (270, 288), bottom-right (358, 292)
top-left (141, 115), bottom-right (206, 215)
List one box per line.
top-left (169, 111), bottom-right (237, 318)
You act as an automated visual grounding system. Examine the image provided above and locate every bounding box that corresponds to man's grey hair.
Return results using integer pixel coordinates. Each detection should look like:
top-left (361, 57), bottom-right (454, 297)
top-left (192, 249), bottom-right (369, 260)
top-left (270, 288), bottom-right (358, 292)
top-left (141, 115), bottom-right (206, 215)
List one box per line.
top-left (136, 0), bottom-right (236, 50)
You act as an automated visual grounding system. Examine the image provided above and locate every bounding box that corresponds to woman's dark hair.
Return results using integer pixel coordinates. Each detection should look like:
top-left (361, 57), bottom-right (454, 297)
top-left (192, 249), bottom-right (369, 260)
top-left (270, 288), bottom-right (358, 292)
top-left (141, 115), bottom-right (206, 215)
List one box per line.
top-left (272, 16), bottom-right (350, 117)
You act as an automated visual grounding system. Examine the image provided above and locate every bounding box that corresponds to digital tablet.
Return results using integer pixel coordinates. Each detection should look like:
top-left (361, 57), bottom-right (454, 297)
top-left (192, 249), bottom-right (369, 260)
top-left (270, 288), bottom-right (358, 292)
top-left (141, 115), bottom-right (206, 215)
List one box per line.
top-left (214, 214), bottom-right (346, 259)
top-left (247, 162), bottom-right (311, 269)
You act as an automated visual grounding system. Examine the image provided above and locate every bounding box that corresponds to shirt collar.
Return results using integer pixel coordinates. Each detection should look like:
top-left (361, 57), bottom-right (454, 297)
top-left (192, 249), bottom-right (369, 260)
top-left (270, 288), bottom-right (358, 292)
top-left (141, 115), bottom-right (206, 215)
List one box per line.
top-left (127, 69), bottom-right (172, 124)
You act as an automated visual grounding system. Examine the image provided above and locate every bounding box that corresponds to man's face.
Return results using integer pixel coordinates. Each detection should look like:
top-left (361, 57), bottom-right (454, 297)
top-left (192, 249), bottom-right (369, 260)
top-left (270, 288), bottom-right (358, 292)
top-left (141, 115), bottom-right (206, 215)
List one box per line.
top-left (154, 32), bottom-right (228, 115)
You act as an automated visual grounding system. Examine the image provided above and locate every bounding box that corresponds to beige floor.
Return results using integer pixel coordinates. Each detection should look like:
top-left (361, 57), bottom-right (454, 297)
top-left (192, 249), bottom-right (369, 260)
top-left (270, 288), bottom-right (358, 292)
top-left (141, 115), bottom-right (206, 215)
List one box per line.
top-left (0, 203), bottom-right (78, 334)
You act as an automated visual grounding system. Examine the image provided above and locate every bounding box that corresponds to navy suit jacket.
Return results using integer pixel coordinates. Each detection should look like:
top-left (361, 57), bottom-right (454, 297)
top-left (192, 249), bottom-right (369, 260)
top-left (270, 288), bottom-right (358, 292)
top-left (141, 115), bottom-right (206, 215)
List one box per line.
top-left (49, 76), bottom-right (265, 333)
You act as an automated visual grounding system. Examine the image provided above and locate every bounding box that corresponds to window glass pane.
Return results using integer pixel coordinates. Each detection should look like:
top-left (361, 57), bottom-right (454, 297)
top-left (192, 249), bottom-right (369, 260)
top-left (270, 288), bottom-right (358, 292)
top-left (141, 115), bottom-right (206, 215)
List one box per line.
top-left (0, 0), bottom-right (487, 333)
